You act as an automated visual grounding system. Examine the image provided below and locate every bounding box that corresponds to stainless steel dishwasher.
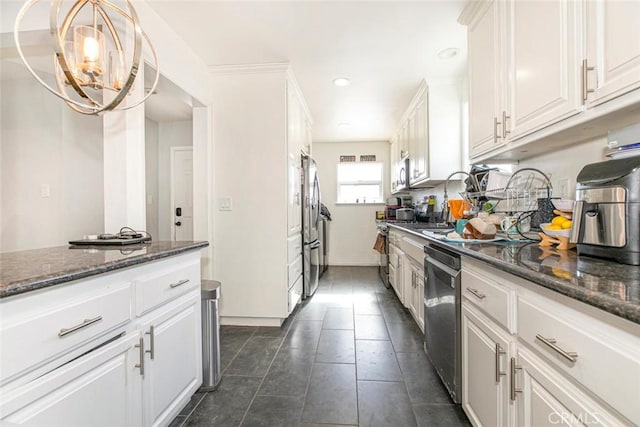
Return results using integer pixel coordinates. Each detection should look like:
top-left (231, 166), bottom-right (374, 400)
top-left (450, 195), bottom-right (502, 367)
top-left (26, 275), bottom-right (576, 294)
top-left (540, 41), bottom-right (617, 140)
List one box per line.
top-left (424, 244), bottom-right (461, 404)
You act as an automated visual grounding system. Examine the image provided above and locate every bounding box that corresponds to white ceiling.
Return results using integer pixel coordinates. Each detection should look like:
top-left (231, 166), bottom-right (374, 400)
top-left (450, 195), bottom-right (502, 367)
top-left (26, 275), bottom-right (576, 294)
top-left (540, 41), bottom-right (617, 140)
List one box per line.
top-left (146, 0), bottom-right (468, 143)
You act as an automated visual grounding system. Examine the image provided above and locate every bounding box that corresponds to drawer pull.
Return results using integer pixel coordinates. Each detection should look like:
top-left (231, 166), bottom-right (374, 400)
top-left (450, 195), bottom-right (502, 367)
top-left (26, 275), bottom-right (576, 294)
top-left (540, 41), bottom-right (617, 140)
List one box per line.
top-left (169, 279), bottom-right (190, 289)
top-left (58, 316), bottom-right (103, 337)
top-left (145, 326), bottom-right (155, 360)
top-left (467, 288), bottom-right (486, 300)
top-left (536, 334), bottom-right (578, 363)
top-left (495, 344), bottom-right (506, 383)
top-left (510, 357), bottom-right (522, 401)
top-left (135, 337), bottom-right (145, 376)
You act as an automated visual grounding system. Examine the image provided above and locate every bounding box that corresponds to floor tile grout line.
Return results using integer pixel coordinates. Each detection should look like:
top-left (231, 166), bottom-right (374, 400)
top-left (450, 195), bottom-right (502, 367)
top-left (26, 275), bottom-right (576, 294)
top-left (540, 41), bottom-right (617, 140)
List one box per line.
top-left (236, 324), bottom-right (293, 427)
top-left (177, 391), bottom-right (207, 425)
top-left (297, 292), bottom-right (326, 426)
top-left (381, 287), bottom-right (422, 427)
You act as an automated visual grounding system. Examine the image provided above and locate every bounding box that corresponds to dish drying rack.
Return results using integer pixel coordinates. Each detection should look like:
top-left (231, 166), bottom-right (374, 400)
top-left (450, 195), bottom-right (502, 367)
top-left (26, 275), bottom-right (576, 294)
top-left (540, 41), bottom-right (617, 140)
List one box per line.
top-left (461, 167), bottom-right (553, 216)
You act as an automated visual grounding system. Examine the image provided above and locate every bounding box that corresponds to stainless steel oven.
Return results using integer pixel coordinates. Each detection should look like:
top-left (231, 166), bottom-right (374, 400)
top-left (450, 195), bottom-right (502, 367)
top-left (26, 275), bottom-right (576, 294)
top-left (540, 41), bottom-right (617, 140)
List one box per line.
top-left (424, 244), bottom-right (461, 403)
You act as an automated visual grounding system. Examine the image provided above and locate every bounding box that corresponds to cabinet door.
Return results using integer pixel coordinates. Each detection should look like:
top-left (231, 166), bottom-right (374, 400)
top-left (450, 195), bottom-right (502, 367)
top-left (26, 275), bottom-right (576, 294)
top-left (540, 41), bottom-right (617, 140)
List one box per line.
top-left (393, 249), bottom-right (405, 303)
top-left (390, 138), bottom-right (398, 194)
top-left (288, 153), bottom-right (302, 235)
top-left (515, 346), bottom-right (623, 427)
top-left (1, 334), bottom-right (142, 427)
top-left (586, 0), bottom-right (640, 107)
top-left (468, 0), bottom-right (503, 157)
top-left (140, 293), bottom-right (201, 427)
top-left (505, 0), bottom-right (581, 140)
top-left (461, 304), bottom-right (513, 427)
top-left (416, 267), bottom-right (425, 332)
top-left (409, 98), bottom-right (429, 185)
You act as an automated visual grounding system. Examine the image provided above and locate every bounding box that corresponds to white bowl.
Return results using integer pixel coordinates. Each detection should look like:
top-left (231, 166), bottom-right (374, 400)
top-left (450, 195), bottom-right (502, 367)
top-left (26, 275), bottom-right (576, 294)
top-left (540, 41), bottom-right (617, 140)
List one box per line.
top-left (551, 199), bottom-right (574, 212)
top-left (540, 223), bottom-right (571, 238)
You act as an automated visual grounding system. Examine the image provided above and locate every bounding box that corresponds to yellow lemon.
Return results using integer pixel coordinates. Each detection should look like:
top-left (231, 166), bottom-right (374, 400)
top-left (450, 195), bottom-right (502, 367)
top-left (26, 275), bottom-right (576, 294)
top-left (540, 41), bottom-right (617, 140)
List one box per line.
top-left (561, 220), bottom-right (572, 229)
top-left (551, 216), bottom-right (568, 226)
top-left (547, 224), bottom-right (562, 230)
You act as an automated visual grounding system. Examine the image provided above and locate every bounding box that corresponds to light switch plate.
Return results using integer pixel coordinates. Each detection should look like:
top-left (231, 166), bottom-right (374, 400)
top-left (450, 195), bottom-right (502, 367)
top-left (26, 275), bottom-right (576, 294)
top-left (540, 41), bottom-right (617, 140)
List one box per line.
top-left (218, 197), bottom-right (232, 211)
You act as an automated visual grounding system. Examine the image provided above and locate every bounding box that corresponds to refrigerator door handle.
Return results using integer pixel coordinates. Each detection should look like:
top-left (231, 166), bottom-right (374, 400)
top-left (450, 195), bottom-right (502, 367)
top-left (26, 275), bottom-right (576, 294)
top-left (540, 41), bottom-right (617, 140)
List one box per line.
top-left (307, 240), bottom-right (321, 249)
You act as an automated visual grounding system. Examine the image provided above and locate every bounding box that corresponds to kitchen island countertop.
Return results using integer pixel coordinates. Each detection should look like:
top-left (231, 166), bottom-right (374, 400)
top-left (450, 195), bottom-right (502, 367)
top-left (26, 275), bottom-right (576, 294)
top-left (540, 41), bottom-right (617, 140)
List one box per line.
top-left (388, 223), bottom-right (640, 325)
top-left (0, 241), bottom-right (209, 299)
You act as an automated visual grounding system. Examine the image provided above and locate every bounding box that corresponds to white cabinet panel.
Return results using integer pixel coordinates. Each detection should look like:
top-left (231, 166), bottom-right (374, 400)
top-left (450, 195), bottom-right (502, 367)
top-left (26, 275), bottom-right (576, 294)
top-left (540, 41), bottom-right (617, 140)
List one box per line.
top-left (462, 304), bottom-right (512, 427)
top-left (1, 334), bottom-right (142, 427)
top-left (505, 0), bottom-right (581, 140)
top-left (586, 0), bottom-right (640, 107)
top-left (468, 1), bottom-right (503, 157)
top-left (140, 293), bottom-right (201, 427)
top-left (516, 346), bottom-right (625, 427)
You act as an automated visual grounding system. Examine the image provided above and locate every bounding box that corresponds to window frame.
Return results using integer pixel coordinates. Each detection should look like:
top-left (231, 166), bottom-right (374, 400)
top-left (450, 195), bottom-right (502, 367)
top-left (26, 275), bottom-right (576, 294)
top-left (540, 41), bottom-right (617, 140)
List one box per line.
top-left (335, 161), bottom-right (384, 205)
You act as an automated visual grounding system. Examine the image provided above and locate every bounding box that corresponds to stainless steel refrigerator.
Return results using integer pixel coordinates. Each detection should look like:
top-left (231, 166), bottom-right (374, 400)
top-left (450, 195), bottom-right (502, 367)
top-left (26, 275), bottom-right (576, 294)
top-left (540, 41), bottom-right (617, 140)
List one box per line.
top-left (302, 155), bottom-right (321, 299)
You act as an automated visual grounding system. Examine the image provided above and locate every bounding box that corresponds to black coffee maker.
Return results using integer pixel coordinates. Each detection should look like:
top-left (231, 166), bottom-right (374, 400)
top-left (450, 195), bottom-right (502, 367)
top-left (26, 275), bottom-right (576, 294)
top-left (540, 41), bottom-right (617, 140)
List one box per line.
top-left (570, 157), bottom-right (640, 265)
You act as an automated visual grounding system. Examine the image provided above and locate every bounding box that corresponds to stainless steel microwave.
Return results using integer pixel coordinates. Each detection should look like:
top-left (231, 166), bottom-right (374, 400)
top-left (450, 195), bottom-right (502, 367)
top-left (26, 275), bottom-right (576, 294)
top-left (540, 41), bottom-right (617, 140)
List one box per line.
top-left (396, 158), bottom-right (410, 192)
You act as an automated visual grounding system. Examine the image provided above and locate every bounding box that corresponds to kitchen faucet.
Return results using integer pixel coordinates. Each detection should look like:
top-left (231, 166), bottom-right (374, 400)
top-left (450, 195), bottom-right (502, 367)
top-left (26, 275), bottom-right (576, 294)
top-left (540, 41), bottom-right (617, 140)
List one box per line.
top-left (440, 170), bottom-right (471, 225)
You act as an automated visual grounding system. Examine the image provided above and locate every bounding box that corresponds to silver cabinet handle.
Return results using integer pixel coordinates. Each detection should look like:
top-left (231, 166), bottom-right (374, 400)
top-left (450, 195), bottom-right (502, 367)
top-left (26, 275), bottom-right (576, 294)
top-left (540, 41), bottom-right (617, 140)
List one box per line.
top-left (495, 344), bottom-right (506, 383)
top-left (493, 117), bottom-right (502, 144)
top-left (535, 334), bottom-right (578, 363)
top-left (135, 337), bottom-right (145, 376)
top-left (510, 357), bottom-right (522, 401)
top-left (58, 316), bottom-right (102, 337)
top-left (582, 59), bottom-right (595, 102)
top-left (145, 325), bottom-right (155, 360)
top-left (169, 279), bottom-right (190, 288)
top-left (466, 288), bottom-right (486, 300)
top-left (502, 111), bottom-right (510, 138)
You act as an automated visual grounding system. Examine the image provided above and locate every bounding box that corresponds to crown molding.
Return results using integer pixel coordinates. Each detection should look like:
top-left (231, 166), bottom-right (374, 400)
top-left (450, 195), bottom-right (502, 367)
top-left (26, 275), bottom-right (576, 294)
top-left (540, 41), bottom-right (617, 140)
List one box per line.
top-left (458, 0), bottom-right (490, 26)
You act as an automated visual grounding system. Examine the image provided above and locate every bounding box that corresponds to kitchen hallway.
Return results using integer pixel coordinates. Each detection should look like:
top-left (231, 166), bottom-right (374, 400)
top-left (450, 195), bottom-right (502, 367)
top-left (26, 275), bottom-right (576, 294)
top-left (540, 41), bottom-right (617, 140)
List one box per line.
top-left (170, 266), bottom-right (470, 427)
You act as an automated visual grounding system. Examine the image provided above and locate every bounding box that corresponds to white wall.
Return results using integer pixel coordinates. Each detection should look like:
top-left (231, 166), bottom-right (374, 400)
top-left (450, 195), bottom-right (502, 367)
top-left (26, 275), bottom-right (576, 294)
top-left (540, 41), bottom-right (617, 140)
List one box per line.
top-left (212, 70), bottom-right (289, 319)
top-left (157, 121), bottom-right (192, 241)
top-left (1, 77), bottom-right (103, 252)
top-left (518, 135), bottom-right (610, 198)
top-left (1, 1), bottom-right (214, 278)
top-left (313, 141), bottom-right (390, 266)
top-left (145, 118), bottom-right (160, 240)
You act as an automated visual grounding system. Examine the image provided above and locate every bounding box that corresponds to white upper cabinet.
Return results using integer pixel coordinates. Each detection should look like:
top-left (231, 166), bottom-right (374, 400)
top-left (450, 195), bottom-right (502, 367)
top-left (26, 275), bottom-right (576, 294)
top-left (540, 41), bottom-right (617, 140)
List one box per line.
top-left (504, 0), bottom-right (582, 140)
top-left (462, 0), bottom-right (640, 162)
top-left (467, 0), bottom-right (504, 157)
top-left (585, 0), bottom-right (640, 107)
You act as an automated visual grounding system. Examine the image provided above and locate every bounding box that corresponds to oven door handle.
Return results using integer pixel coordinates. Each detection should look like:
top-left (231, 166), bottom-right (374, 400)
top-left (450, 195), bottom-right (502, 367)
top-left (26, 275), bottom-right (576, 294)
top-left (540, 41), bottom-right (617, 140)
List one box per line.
top-left (426, 256), bottom-right (460, 279)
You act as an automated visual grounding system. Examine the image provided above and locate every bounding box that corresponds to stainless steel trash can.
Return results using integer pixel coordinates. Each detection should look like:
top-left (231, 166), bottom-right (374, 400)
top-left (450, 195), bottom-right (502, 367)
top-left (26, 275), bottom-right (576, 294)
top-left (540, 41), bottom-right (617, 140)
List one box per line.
top-left (200, 280), bottom-right (221, 391)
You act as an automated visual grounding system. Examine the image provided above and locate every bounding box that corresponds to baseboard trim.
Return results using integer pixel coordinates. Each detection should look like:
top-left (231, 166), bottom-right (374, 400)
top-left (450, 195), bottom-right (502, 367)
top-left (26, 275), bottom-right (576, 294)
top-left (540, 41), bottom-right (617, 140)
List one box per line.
top-left (220, 316), bottom-right (284, 327)
top-left (327, 262), bottom-right (378, 267)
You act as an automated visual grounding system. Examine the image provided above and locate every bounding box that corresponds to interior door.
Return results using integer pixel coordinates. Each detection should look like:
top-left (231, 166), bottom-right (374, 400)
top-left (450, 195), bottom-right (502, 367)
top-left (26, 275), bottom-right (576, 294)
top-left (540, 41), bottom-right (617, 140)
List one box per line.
top-left (171, 147), bottom-right (193, 241)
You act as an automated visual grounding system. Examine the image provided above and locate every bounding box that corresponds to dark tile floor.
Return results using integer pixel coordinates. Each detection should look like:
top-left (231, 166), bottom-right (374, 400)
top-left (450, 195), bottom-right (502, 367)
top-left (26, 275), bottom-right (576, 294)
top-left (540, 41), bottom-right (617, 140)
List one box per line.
top-left (171, 266), bottom-right (471, 427)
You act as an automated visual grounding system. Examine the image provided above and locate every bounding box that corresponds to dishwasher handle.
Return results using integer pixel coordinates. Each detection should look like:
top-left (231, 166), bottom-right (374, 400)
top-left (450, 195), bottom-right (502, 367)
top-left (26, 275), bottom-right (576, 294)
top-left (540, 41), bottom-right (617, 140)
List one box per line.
top-left (426, 255), bottom-right (460, 279)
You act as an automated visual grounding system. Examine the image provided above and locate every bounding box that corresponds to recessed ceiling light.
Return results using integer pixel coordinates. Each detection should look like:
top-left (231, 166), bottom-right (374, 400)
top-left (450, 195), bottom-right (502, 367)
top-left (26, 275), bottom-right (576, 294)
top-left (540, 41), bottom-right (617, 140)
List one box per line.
top-left (338, 122), bottom-right (351, 128)
top-left (333, 78), bottom-right (351, 87)
top-left (437, 48), bottom-right (459, 60)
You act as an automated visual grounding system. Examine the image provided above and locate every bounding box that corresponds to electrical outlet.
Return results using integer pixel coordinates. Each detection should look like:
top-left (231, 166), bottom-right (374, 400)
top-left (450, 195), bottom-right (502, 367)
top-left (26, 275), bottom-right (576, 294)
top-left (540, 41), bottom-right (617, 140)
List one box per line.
top-left (556, 179), bottom-right (569, 199)
top-left (40, 184), bottom-right (50, 198)
top-left (218, 197), bottom-right (232, 211)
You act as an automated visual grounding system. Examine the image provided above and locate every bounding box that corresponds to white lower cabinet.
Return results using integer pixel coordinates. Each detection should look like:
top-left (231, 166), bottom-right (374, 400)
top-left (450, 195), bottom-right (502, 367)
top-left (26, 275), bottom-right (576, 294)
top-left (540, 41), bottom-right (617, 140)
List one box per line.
top-left (461, 258), bottom-right (638, 427)
top-left (139, 292), bottom-right (201, 427)
top-left (405, 259), bottom-right (424, 331)
top-left (389, 244), bottom-right (405, 304)
top-left (0, 252), bottom-right (203, 427)
top-left (2, 333), bottom-right (142, 427)
top-left (462, 303), bottom-right (514, 427)
top-left (514, 346), bottom-right (624, 427)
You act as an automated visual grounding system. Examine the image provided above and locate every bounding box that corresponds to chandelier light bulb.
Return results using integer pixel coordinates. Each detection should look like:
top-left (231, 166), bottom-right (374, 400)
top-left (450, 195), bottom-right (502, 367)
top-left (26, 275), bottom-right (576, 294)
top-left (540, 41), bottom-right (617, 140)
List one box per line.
top-left (14, 0), bottom-right (159, 115)
top-left (83, 36), bottom-right (99, 63)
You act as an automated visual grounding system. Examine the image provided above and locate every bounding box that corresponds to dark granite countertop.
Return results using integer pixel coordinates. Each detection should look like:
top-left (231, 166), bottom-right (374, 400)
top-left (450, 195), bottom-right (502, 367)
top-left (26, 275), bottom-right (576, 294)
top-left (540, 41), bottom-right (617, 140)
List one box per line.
top-left (388, 223), bottom-right (640, 325)
top-left (0, 241), bottom-right (209, 299)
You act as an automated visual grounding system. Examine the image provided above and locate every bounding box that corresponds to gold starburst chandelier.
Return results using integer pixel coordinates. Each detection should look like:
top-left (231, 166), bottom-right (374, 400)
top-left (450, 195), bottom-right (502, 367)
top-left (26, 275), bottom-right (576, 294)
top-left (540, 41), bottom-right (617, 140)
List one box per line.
top-left (14, 0), bottom-right (159, 115)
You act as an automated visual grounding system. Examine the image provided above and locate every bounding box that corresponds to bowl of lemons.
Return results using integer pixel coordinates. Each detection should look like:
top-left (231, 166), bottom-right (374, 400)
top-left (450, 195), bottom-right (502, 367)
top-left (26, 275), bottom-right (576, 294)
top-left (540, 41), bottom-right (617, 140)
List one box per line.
top-left (541, 216), bottom-right (573, 238)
